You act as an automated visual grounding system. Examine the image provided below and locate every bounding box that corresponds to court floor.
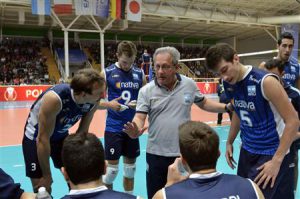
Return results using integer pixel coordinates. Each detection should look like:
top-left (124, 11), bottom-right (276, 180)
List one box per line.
top-left (0, 102), bottom-right (299, 198)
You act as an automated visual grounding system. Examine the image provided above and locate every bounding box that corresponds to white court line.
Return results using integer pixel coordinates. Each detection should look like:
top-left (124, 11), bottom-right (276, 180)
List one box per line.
top-left (13, 164), bottom-right (24, 167)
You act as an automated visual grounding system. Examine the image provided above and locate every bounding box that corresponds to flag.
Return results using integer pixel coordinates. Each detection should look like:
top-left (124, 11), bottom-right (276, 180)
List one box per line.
top-left (110, 0), bottom-right (117, 19)
top-left (31, 0), bottom-right (50, 15)
top-left (116, 0), bottom-right (122, 20)
top-left (94, 0), bottom-right (109, 18)
top-left (127, 0), bottom-right (142, 22)
top-left (75, 0), bottom-right (94, 15)
top-left (54, 0), bottom-right (72, 14)
top-left (121, 0), bottom-right (126, 19)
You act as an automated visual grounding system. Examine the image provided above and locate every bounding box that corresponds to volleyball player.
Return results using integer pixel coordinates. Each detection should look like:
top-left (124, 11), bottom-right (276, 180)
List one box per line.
top-left (205, 43), bottom-right (299, 199)
top-left (22, 68), bottom-right (106, 193)
top-left (100, 41), bottom-right (146, 194)
top-left (259, 32), bottom-right (300, 89)
top-left (154, 121), bottom-right (264, 199)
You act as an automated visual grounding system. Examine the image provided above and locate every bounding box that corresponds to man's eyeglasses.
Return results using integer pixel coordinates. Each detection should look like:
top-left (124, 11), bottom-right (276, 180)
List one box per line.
top-left (154, 65), bottom-right (173, 71)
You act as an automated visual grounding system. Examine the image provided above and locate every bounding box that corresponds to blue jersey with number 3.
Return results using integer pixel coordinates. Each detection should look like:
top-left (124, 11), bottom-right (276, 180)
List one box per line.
top-left (105, 63), bottom-right (144, 132)
top-left (223, 66), bottom-right (285, 155)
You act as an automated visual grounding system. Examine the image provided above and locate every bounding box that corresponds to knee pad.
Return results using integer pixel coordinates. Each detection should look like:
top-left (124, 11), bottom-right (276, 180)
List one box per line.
top-left (102, 164), bottom-right (119, 185)
top-left (123, 163), bottom-right (136, 179)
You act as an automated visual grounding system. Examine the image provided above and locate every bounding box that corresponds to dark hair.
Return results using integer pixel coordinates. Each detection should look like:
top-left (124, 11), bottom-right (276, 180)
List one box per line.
top-left (278, 32), bottom-right (294, 45)
top-left (179, 121), bottom-right (219, 172)
top-left (117, 41), bottom-right (137, 58)
top-left (205, 43), bottom-right (236, 71)
top-left (264, 59), bottom-right (285, 74)
top-left (62, 133), bottom-right (105, 185)
top-left (70, 68), bottom-right (105, 95)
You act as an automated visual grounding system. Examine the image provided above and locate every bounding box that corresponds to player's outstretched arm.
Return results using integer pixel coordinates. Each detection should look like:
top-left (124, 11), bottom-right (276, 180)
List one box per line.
top-left (254, 76), bottom-right (299, 189)
top-left (225, 112), bottom-right (240, 169)
top-left (196, 97), bottom-right (230, 113)
top-left (36, 92), bottom-right (61, 193)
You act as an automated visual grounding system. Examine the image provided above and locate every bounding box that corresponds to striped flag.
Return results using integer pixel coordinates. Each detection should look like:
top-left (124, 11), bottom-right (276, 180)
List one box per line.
top-left (94, 0), bottom-right (109, 18)
top-left (127, 0), bottom-right (142, 22)
top-left (54, 0), bottom-right (72, 14)
top-left (110, 0), bottom-right (117, 19)
top-left (75, 0), bottom-right (94, 15)
top-left (31, 0), bottom-right (50, 15)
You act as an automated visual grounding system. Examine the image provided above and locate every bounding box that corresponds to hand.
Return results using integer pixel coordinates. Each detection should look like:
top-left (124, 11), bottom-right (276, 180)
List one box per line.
top-left (108, 97), bottom-right (123, 112)
top-left (254, 159), bottom-right (281, 189)
top-left (37, 175), bottom-right (53, 194)
top-left (127, 100), bottom-right (137, 109)
top-left (225, 143), bottom-right (237, 169)
top-left (123, 122), bottom-right (147, 139)
top-left (166, 158), bottom-right (188, 187)
top-left (225, 103), bottom-right (234, 113)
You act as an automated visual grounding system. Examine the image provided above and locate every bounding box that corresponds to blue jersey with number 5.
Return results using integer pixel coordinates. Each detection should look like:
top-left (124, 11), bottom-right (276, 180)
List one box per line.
top-left (105, 63), bottom-right (144, 132)
top-left (223, 66), bottom-right (284, 155)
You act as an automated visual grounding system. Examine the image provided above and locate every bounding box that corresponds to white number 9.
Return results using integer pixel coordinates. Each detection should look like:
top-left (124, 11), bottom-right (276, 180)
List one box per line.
top-left (110, 148), bottom-right (115, 155)
top-left (121, 90), bottom-right (131, 105)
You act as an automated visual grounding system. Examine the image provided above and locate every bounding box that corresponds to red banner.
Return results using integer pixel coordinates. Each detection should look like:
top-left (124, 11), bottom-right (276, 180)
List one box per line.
top-left (196, 82), bottom-right (217, 94)
top-left (0, 85), bottom-right (51, 102)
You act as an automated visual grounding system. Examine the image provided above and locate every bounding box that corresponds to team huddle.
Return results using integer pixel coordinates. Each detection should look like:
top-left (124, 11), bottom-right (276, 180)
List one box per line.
top-left (1, 32), bottom-right (300, 199)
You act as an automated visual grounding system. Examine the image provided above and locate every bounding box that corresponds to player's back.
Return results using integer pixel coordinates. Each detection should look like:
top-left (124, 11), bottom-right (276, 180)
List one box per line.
top-left (164, 173), bottom-right (259, 199)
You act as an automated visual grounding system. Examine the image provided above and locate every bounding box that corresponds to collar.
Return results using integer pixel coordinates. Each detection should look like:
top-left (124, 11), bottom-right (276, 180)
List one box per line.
top-left (115, 62), bottom-right (133, 72)
top-left (154, 73), bottom-right (182, 89)
top-left (69, 185), bottom-right (107, 195)
top-left (189, 171), bottom-right (222, 179)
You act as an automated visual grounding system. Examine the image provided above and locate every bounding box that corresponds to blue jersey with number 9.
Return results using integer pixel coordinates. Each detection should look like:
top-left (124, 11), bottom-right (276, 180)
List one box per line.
top-left (105, 63), bottom-right (144, 132)
top-left (223, 66), bottom-right (284, 155)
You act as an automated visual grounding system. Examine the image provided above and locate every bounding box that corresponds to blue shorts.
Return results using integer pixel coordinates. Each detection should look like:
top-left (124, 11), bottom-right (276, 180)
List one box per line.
top-left (237, 147), bottom-right (294, 199)
top-left (104, 131), bottom-right (140, 160)
top-left (146, 153), bottom-right (177, 199)
top-left (22, 135), bottom-right (66, 178)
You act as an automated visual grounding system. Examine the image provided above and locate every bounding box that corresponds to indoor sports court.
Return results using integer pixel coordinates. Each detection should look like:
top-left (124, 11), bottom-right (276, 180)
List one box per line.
top-left (1, 100), bottom-right (300, 198)
top-left (0, 99), bottom-right (234, 198)
top-left (1, 0), bottom-right (300, 198)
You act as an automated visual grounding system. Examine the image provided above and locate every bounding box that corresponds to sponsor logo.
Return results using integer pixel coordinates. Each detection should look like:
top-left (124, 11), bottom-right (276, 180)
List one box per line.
top-left (234, 100), bottom-right (255, 111)
top-left (116, 81), bottom-right (139, 89)
top-left (283, 73), bottom-right (296, 81)
top-left (4, 87), bottom-right (17, 101)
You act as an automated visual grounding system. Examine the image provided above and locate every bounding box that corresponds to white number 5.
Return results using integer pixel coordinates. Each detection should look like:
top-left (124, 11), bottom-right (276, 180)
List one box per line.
top-left (240, 110), bottom-right (253, 127)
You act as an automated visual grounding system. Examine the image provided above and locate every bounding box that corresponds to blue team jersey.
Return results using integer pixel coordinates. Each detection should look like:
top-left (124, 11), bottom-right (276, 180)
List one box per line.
top-left (0, 168), bottom-right (24, 199)
top-left (285, 84), bottom-right (300, 119)
top-left (164, 173), bottom-right (259, 199)
top-left (105, 63), bottom-right (144, 132)
top-left (142, 53), bottom-right (151, 63)
top-left (24, 84), bottom-right (95, 141)
top-left (224, 66), bottom-right (285, 155)
top-left (282, 57), bottom-right (300, 87)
